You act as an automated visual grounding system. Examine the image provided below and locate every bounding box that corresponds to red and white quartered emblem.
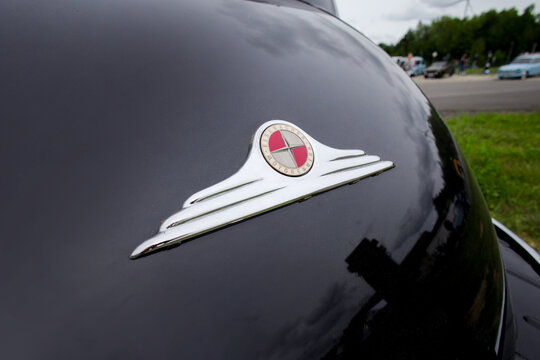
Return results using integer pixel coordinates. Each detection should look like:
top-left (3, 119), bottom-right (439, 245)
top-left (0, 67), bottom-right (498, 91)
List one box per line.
top-left (260, 124), bottom-right (314, 176)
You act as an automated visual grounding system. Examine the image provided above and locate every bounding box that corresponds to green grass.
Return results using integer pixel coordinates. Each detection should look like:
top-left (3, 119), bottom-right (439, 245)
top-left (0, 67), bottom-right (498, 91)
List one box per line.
top-left (464, 67), bottom-right (499, 75)
top-left (446, 112), bottom-right (540, 250)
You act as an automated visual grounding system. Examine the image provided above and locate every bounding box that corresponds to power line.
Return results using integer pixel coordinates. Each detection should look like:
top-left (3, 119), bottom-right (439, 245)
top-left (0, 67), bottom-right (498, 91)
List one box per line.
top-left (464, 0), bottom-right (474, 18)
top-left (430, 0), bottom-right (474, 18)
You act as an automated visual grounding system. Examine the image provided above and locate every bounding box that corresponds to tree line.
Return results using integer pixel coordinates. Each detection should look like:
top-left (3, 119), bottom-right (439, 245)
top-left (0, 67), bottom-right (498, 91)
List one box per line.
top-left (379, 5), bottom-right (540, 67)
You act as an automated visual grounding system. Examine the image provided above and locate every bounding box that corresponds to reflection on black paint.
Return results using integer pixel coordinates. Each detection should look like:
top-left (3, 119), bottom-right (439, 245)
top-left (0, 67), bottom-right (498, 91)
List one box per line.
top-left (265, 281), bottom-right (356, 359)
top-left (321, 108), bottom-right (504, 359)
top-left (223, 0), bottom-right (401, 88)
top-left (221, 1), bottom-right (362, 64)
top-left (320, 238), bottom-right (493, 359)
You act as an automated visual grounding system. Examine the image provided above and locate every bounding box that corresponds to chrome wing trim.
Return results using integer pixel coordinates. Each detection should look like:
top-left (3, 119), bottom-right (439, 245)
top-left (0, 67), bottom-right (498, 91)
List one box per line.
top-left (130, 120), bottom-right (394, 259)
top-left (492, 218), bottom-right (540, 265)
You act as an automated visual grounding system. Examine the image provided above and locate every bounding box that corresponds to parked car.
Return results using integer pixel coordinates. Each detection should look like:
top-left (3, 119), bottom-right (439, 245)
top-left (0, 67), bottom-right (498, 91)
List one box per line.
top-left (405, 56), bottom-right (426, 77)
top-left (498, 53), bottom-right (540, 79)
top-left (2, 1), bottom-right (539, 359)
top-left (391, 56), bottom-right (408, 69)
top-left (424, 61), bottom-right (455, 78)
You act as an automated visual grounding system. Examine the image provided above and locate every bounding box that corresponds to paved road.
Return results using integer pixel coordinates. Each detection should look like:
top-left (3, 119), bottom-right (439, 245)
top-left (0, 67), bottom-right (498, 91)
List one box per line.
top-left (413, 75), bottom-right (540, 117)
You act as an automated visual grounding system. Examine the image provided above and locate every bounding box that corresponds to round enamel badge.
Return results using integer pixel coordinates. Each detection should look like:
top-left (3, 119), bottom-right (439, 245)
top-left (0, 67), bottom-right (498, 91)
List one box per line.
top-left (260, 124), bottom-right (314, 176)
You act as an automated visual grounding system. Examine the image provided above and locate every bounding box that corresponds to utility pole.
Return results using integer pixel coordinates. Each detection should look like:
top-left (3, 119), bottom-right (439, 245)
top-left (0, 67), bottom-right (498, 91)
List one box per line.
top-left (463, 0), bottom-right (474, 18)
top-left (439, 0), bottom-right (474, 18)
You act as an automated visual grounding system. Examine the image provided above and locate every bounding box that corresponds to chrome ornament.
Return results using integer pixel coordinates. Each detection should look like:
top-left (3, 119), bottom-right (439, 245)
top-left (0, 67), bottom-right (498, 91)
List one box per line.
top-left (130, 120), bottom-right (394, 259)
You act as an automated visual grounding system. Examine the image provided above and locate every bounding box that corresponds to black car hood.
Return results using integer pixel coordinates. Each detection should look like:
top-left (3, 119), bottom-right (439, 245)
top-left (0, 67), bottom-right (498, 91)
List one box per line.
top-left (1, 0), bottom-right (503, 359)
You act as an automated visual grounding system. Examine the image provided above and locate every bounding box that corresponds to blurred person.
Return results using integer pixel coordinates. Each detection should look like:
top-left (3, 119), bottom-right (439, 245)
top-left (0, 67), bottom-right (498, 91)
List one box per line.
top-left (406, 53), bottom-right (415, 71)
top-left (459, 53), bottom-right (468, 74)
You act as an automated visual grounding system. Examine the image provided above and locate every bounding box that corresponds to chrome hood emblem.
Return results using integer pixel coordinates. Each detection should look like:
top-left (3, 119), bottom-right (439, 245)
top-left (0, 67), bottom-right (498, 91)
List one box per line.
top-left (130, 120), bottom-right (394, 259)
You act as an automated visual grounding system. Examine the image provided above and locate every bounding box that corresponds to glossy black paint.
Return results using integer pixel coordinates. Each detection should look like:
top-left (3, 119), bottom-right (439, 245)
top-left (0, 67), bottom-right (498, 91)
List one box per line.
top-left (302, 0), bottom-right (338, 16)
top-left (1, 0), bottom-right (505, 358)
top-left (496, 227), bottom-right (540, 359)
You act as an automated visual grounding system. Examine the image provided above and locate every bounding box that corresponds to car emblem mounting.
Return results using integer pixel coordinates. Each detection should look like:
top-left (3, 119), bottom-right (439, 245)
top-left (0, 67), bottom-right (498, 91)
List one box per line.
top-left (130, 120), bottom-right (394, 259)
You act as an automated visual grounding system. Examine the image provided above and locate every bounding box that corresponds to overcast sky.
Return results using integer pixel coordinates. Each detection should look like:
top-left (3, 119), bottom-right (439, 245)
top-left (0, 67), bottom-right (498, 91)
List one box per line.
top-left (335, 0), bottom-right (540, 45)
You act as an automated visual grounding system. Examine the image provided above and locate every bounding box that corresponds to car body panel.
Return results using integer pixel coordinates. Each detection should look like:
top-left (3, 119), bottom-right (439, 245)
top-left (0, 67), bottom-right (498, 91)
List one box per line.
top-left (0, 0), bottom-right (513, 358)
top-left (494, 220), bottom-right (540, 359)
top-left (302, 0), bottom-right (338, 16)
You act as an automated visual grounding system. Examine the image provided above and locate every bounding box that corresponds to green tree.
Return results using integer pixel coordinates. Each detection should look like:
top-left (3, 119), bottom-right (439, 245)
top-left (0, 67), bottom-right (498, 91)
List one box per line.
top-left (379, 5), bottom-right (540, 66)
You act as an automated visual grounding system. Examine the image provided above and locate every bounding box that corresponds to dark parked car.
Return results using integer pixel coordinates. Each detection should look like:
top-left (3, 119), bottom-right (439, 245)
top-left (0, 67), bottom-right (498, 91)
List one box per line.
top-left (2, 0), bottom-right (539, 359)
top-left (425, 61), bottom-right (455, 78)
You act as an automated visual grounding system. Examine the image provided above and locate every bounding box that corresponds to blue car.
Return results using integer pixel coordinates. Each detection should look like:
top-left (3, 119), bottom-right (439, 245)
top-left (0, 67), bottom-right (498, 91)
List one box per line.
top-left (498, 53), bottom-right (540, 79)
top-left (405, 56), bottom-right (426, 77)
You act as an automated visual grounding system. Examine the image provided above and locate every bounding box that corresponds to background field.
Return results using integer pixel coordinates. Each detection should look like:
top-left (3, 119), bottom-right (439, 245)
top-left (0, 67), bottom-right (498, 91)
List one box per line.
top-left (446, 112), bottom-right (539, 250)
top-left (465, 67), bottom-right (499, 75)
